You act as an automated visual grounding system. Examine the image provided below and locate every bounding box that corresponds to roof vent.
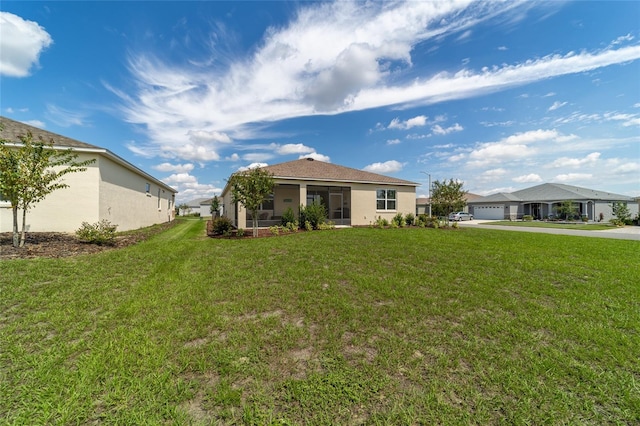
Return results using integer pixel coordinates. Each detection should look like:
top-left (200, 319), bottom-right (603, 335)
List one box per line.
top-left (306, 157), bottom-right (314, 161)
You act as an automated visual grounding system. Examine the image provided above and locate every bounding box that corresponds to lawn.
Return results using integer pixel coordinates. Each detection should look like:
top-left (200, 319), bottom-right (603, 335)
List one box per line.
top-left (1, 219), bottom-right (638, 424)
top-left (484, 221), bottom-right (616, 231)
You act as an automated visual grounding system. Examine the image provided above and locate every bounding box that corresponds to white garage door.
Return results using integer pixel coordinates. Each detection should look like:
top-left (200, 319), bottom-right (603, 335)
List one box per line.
top-left (473, 205), bottom-right (504, 220)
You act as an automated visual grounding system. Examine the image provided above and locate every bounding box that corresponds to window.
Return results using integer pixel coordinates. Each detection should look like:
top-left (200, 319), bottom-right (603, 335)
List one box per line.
top-left (145, 183), bottom-right (150, 193)
top-left (157, 189), bottom-right (161, 209)
top-left (260, 194), bottom-right (274, 210)
top-left (376, 189), bottom-right (396, 210)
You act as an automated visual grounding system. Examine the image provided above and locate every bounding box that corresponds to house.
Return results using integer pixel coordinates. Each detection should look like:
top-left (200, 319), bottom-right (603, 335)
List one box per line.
top-left (181, 198), bottom-right (210, 216)
top-left (220, 158), bottom-right (419, 228)
top-left (0, 117), bottom-right (177, 233)
top-left (467, 183), bottom-right (639, 221)
top-left (416, 192), bottom-right (482, 216)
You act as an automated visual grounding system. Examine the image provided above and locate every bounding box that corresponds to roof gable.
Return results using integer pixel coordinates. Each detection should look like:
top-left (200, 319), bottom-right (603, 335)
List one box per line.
top-left (262, 158), bottom-right (419, 186)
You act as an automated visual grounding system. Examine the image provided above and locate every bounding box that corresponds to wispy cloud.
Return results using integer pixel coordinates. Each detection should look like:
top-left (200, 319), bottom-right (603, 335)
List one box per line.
top-left (111, 0), bottom-right (640, 163)
top-left (0, 12), bottom-right (53, 77)
top-left (548, 101), bottom-right (567, 111)
top-left (388, 115), bottom-right (428, 130)
top-left (45, 104), bottom-right (89, 127)
top-left (513, 174), bottom-right (542, 183)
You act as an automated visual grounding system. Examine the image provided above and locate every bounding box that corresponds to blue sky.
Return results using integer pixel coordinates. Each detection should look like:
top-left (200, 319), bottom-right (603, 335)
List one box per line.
top-left (1, 1), bottom-right (639, 202)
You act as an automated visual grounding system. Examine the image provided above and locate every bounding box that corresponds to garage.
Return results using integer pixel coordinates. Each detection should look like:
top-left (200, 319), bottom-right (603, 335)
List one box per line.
top-left (471, 205), bottom-right (504, 220)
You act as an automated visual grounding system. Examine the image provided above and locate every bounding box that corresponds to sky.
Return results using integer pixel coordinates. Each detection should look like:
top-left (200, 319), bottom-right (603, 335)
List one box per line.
top-left (1, 1), bottom-right (639, 203)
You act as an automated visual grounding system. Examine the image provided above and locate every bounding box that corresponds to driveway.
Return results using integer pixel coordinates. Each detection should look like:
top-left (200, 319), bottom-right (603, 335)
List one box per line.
top-left (457, 220), bottom-right (640, 241)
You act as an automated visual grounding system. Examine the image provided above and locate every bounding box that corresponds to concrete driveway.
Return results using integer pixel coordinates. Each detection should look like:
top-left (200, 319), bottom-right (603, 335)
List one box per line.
top-left (457, 220), bottom-right (640, 241)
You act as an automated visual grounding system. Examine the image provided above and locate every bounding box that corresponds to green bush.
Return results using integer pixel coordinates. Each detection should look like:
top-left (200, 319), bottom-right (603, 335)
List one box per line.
top-left (76, 220), bottom-right (118, 245)
top-left (211, 216), bottom-right (234, 235)
top-left (299, 202), bottom-right (326, 230)
top-left (405, 213), bottom-right (415, 226)
top-left (375, 216), bottom-right (389, 228)
top-left (523, 215), bottom-right (533, 221)
top-left (392, 213), bottom-right (405, 227)
top-left (236, 228), bottom-right (245, 237)
top-left (281, 207), bottom-right (296, 227)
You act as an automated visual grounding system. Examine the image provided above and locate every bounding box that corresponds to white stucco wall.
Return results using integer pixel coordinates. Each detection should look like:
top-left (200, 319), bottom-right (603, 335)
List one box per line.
top-left (0, 152), bottom-right (175, 234)
top-left (0, 152), bottom-right (100, 233)
top-left (98, 155), bottom-right (174, 231)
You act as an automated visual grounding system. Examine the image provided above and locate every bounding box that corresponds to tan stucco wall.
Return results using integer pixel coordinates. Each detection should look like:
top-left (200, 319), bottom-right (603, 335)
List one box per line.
top-left (0, 152), bottom-right (175, 233)
top-left (0, 152), bottom-right (100, 233)
top-left (98, 155), bottom-right (174, 231)
top-left (350, 183), bottom-right (416, 226)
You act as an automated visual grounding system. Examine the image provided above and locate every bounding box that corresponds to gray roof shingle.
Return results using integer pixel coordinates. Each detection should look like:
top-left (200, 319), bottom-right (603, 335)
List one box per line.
top-left (1, 116), bottom-right (101, 150)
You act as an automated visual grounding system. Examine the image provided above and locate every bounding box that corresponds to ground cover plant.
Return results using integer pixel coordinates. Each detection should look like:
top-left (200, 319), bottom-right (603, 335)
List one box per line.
top-left (1, 220), bottom-right (638, 424)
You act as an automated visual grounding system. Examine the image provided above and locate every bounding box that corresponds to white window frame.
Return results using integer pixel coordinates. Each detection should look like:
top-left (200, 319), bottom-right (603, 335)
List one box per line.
top-left (376, 188), bottom-right (397, 211)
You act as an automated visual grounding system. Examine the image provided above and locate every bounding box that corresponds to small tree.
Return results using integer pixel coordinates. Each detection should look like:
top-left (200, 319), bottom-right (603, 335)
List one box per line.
top-left (228, 167), bottom-right (274, 237)
top-left (0, 130), bottom-right (95, 247)
top-left (555, 200), bottom-right (578, 221)
top-left (610, 202), bottom-right (631, 226)
top-left (430, 179), bottom-right (467, 221)
top-left (210, 195), bottom-right (220, 218)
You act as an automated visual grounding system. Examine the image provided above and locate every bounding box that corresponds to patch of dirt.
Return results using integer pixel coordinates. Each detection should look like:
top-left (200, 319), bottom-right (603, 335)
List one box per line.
top-left (0, 221), bottom-right (177, 260)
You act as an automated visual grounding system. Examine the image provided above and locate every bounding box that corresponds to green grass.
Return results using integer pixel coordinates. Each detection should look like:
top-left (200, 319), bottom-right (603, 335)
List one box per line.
top-left (485, 221), bottom-right (616, 230)
top-left (1, 220), bottom-right (639, 424)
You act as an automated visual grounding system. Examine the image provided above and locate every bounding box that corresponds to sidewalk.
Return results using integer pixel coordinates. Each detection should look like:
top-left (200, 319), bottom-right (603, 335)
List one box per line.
top-left (457, 220), bottom-right (640, 241)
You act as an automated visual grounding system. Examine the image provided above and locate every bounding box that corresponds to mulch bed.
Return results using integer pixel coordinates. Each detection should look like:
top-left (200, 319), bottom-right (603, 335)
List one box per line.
top-left (0, 221), bottom-right (177, 260)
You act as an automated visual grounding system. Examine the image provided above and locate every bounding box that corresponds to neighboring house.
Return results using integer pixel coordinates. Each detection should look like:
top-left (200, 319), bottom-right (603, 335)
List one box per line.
top-left (181, 198), bottom-right (209, 216)
top-left (467, 183), bottom-right (638, 221)
top-left (0, 117), bottom-right (177, 233)
top-left (221, 158), bottom-right (419, 228)
top-left (199, 197), bottom-right (221, 218)
top-left (416, 192), bottom-right (482, 216)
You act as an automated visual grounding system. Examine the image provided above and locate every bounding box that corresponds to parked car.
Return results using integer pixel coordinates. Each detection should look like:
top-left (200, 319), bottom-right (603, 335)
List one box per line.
top-left (448, 211), bottom-right (473, 221)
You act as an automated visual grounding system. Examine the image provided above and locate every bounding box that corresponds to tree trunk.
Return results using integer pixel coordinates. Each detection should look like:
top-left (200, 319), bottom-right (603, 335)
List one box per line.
top-left (20, 207), bottom-right (27, 247)
top-left (252, 213), bottom-right (258, 237)
top-left (11, 205), bottom-right (19, 248)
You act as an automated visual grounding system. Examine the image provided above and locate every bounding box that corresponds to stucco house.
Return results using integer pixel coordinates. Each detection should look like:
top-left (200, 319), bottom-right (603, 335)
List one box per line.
top-left (467, 183), bottom-right (638, 221)
top-left (221, 158), bottom-right (419, 228)
top-left (0, 117), bottom-right (177, 233)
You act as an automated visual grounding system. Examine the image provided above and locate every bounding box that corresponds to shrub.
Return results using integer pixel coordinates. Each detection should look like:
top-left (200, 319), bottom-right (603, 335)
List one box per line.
top-left (452, 221), bottom-right (459, 229)
top-left (318, 221), bottom-right (335, 230)
top-left (281, 207), bottom-right (296, 227)
top-left (76, 220), bottom-right (117, 245)
top-left (299, 202), bottom-right (326, 230)
top-left (392, 213), bottom-right (405, 227)
top-left (285, 221), bottom-right (298, 232)
top-left (211, 216), bottom-right (234, 235)
top-left (236, 228), bottom-right (245, 237)
top-left (405, 213), bottom-right (415, 226)
top-left (375, 216), bottom-right (389, 228)
top-left (269, 226), bottom-right (281, 236)
top-left (304, 221), bottom-right (313, 231)
top-left (523, 215), bottom-right (533, 221)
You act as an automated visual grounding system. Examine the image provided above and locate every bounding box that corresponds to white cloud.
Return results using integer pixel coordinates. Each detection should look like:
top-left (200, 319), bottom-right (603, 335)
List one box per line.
top-left (153, 162), bottom-right (195, 173)
top-left (543, 92), bottom-right (556, 97)
top-left (612, 162), bottom-right (639, 174)
top-left (187, 129), bottom-right (232, 144)
top-left (498, 46), bottom-right (508, 51)
top-left (466, 129), bottom-right (568, 167)
top-left (363, 160), bottom-right (403, 173)
top-left (112, 1), bottom-right (640, 163)
top-left (237, 162), bottom-right (269, 171)
top-left (513, 174), bottom-right (542, 183)
top-left (480, 168), bottom-right (507, 181)
top-left (388, 115), bottom-right (428, 130)
top-left (0, 12), bottom-right (52, 77)
top-left (548, 101), bottom-right (567, 111)
top-left (300, 152), bottom-right (331, 162)
top-left (386, 139), bottom-right (401, 145)
top-left (275, 143), bottom-right (315, 155)
top-left (547, 152), bottom-right (600, 168)
top-left (554, 173), bottom-right (592, 182)
top-left (432, 123), bottom-right (463, 135)
top-left (163, 172), bottom-right (222, 203)
top-left (45, 104), bottom-right (88, 127)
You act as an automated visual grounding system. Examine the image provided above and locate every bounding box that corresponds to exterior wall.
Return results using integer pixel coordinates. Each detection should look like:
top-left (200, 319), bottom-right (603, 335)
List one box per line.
top-left (0, 152), bottom-right (100, 233)
top-left (221, 179), bottom-right (417, 227)
top-left (351, 183), bottom-right (416, 226)
top-left (98, 155), bottom-right (174, 231)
